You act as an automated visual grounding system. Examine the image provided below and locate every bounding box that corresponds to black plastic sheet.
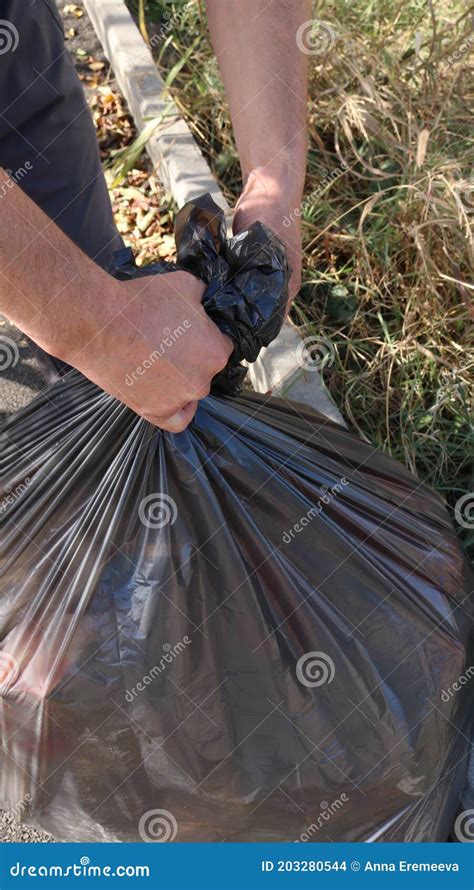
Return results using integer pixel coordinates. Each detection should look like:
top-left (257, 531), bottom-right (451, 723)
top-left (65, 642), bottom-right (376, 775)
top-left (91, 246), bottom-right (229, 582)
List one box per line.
top-left (0, 197), bottom-right (472, 843)
top-left (114, 193), bottom-right (289, 394)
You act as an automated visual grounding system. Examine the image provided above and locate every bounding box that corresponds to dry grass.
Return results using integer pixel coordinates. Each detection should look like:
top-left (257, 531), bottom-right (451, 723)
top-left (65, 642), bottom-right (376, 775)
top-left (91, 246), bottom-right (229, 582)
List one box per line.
top-left (125, 0), bottom-right (473, 557)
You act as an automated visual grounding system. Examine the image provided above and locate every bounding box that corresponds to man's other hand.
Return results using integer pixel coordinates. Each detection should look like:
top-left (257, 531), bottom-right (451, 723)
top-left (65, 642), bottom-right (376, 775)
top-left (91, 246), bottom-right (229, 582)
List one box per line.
top-left (233, 167), bottom-right (302, 312)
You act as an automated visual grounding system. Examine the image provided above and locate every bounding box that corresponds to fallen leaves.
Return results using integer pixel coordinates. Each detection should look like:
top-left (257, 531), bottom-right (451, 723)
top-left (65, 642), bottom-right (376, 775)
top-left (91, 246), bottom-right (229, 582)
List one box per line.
top-left (89, 84), bottom-right (136, 161)
top-left (63, 4), bottom-right (84, 16)
top-left (109, 170), bottom-right (174, 264)
top-left (75, 45), bottom-right (174, 263)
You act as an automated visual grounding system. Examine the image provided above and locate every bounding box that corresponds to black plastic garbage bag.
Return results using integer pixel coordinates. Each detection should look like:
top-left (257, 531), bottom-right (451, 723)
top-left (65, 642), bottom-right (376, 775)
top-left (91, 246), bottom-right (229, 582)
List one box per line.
top-left (0, 197), bottom-right (472, 844)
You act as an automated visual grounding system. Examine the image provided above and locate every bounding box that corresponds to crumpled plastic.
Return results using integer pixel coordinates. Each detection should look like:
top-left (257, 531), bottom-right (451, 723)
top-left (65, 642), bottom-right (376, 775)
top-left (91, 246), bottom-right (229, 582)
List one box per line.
top-left (114, 193), bottom-right (289, 394)
top-left (0, 196), bottom-right (472, 844)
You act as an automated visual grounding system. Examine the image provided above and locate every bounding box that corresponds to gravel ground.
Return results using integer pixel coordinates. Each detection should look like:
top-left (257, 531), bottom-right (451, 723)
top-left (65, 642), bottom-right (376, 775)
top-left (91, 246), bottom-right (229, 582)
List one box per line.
top-left (0, 810), bottom-right (55, 844)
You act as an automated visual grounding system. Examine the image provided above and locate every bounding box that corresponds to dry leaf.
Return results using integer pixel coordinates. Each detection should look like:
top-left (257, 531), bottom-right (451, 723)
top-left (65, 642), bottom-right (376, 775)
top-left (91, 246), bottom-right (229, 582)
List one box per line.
top-left (64, 4), bottom-right (84, 16)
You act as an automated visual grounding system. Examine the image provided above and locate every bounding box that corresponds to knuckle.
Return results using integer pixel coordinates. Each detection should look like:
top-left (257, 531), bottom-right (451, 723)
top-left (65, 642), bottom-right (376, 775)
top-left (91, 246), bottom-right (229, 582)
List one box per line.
top-left (142, 414), bottom-right (163, 427)
top-left (166, 419), bottom-right (188, 433)
top-left (209, 343), bottom-right (230, 374)
top-left (193, 381), bottom-right (211, 400)
top-left (150, 413), bottom-right (185, 432)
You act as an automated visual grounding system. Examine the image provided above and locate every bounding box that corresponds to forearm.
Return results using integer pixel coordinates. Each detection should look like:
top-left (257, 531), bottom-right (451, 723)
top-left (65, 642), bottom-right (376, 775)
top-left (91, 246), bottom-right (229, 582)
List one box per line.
top-left (0, 168), bottom-right (231, 432)
top-left (205, 0), bottom-right (310, 202)
top-left (0, 167), bottom-right (111, 357)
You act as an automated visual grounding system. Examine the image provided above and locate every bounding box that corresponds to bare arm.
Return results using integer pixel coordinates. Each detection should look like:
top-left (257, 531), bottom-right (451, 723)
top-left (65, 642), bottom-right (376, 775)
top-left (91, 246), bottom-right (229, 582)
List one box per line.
top-left (0, 168), bottom-right (231, 431)
top-left (206, 0), bottom-right (310, 303)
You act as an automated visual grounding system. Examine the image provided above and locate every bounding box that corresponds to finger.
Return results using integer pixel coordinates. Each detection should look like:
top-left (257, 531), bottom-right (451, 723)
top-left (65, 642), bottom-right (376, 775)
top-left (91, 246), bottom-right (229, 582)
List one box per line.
top-left (163, 401), bottom-right (199, 432)
top-left (190, 381), bottom-right (211, 401)
top-left (145, 400), bottom-right (199, 432)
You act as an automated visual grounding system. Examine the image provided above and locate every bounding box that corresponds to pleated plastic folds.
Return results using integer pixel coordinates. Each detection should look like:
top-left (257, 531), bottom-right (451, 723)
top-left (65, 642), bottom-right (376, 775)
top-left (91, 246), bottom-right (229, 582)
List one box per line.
top-left (0, 196), bottom-right (472, 843)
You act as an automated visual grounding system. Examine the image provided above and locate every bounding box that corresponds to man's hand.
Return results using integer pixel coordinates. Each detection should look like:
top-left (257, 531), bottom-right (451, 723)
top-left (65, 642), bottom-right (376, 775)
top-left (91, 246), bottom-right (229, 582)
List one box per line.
top-left (0, 169), bottom-right (231, 433)
top-left (206, 0), bottom-right (309, 313)
top-left (233, 167), bottom-right (302, 310)
top-left (47, 271), bottom-right (233, 433)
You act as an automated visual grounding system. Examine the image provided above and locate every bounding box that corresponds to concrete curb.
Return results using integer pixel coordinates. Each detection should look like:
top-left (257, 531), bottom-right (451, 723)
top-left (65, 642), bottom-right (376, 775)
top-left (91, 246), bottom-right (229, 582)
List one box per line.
top-left (83, 0), bottom-right (228, 214)
top-left (252, 326), bottom-right (344, 424)
top-left (83, 0), bottom-right (344, 424)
